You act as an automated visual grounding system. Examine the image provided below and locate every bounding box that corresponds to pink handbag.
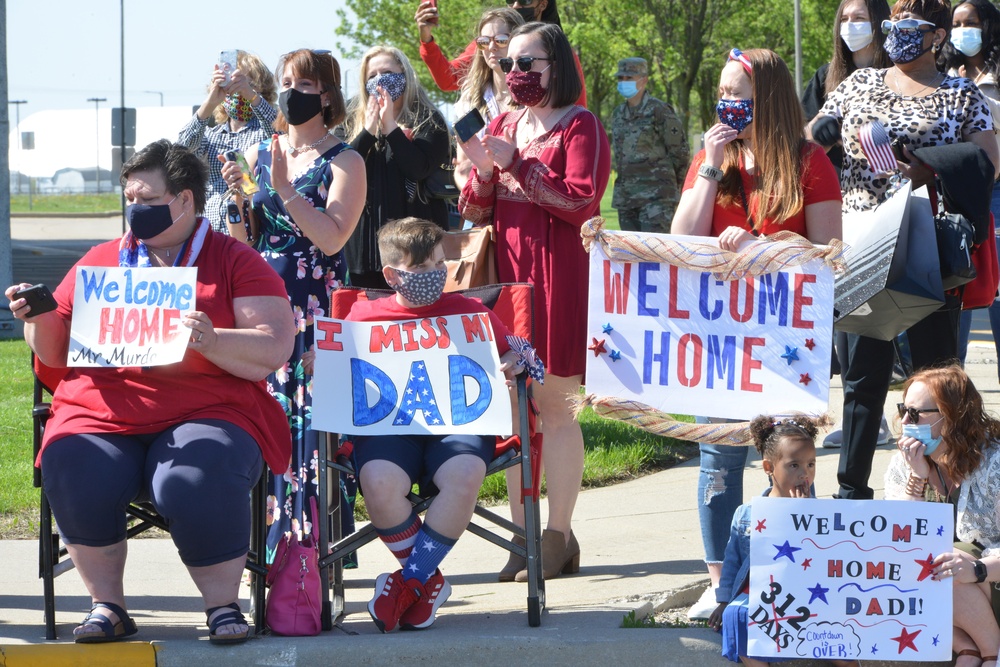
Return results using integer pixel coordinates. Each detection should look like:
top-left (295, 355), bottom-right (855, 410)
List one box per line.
top-left (265, 529), bottom-right (322, 636)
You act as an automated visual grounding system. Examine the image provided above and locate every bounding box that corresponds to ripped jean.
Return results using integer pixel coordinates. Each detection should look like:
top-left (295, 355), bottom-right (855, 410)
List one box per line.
top-left (696, 417), bottom-right (749, 564)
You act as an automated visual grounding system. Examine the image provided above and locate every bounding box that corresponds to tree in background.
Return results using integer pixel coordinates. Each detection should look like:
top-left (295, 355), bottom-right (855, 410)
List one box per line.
top-left (335, 0), bottom-right (842, 144)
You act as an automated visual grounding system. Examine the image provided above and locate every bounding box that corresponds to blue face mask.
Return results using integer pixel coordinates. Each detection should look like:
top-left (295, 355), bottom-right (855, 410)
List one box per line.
top-left (617, 80), bottom-right (639, 98)
top-left (884, 25), bottom-right (932, 64)
top-left (716, 98), bottom-right (754, 133)
top-left (901, 420), bottom-right (943, 455)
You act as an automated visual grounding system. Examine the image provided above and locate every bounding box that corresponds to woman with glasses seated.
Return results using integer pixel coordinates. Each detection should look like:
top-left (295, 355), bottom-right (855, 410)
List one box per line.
top-left (414, 0), bottom-right (587, 107)
top-left (452, 7), bottom-right (524, 190)
top-left (884, 365), bottom-right (1000, 667)
top-left (459, 21), bottom-right (610, 582)
top-left (808, 0), bottom-right (1000, 504)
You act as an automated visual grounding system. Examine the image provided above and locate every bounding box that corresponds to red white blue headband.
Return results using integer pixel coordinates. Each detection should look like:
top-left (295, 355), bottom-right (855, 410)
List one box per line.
top-left (728, 48), bottom-right (752, 76)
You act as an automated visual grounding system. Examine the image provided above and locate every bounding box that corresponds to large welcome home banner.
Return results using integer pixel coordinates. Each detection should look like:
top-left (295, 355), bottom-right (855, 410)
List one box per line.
top-left (69, 266), bottom-right (197, 367)
top-left (747, 497), bottom-right (952, 662)
top-left (584, 236), bottom-right (834, 420)
top-left (311, 313), bottom-right (512, 435)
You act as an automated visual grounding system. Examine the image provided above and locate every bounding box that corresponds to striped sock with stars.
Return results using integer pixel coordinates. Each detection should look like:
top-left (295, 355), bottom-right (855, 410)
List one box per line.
top-left (376, 511), bottom-right (422, 567)
top-left (403, 524), bottom-right (456, 584)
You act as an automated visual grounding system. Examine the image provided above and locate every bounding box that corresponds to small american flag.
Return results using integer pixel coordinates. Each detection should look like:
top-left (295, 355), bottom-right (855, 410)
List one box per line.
top-left (505, 335), bottom-right (545, 385)
top-left (859, 121), bottom-right (898, 175)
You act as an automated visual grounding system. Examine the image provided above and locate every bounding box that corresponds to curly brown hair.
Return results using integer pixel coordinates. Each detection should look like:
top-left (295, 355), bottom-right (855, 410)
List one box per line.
top-left (749, 414), bottom-right (831, 461)
top-left (902, 365), bottom-right (1000, 482)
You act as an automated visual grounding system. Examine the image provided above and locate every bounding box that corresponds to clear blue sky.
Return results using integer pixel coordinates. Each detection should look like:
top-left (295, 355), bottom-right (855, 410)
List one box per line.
top-left (6, 0), bottom-right (361, 116)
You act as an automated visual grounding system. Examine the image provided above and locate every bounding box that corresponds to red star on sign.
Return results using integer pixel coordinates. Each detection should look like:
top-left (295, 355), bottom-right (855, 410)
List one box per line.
top-left (755, 519), bottom-right (766, 532)
top-left (914, 554), bottom-right (935, 582)
top-left (891, 627), bottom-right (921, 654)
top-left (804, 338), bottom-right (816, 351)
top-left (799, 373), bottom-right (811, 386)
top-left (588, 338), bottom-right (607, 357)
top-left (801, 558), bottom-right (812, 570)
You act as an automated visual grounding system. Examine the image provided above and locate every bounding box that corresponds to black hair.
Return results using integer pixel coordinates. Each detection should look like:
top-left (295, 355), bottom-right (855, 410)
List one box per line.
top-left (120, 139), bottom-right (208, 215)
top-left (938, 0), bottom-right (1000, 81)
top-left (509, 21), bottom-right (581, 108)
top-left (749, 414), bottom-right (827, 460)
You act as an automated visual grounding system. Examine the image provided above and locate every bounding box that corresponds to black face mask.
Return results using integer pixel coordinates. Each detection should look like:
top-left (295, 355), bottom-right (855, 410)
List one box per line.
top-left (515, 6), bottom-right (537, 22)
top-left (126, 196), bottom-right (178, 240)
top-left (279, 88), bottom-right (323, 126)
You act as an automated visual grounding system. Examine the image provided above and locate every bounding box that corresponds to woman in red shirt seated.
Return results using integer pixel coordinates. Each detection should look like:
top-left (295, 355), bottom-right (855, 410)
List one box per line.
top-left (671, 47), bottom-right (842, 620)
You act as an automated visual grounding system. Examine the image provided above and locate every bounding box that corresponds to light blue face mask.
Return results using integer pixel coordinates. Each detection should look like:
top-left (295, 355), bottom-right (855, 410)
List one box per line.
top-left (617, 80), bottom-right (639, 98)
top-left (902, 420), bottom-right (943, 455)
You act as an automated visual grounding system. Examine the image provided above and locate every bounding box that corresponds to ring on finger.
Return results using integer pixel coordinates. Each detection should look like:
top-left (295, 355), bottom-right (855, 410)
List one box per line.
top-left (196, 332), bottom-right (203, 342)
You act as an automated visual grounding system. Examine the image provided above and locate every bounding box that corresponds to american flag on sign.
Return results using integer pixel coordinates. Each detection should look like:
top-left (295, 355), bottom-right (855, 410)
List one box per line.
top-left (859, 121), bottom-right (898, 175)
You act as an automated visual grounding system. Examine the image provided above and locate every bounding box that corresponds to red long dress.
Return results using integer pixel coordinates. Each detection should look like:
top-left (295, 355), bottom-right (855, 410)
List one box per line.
top-left (459, 106), bottom-right (610, 377)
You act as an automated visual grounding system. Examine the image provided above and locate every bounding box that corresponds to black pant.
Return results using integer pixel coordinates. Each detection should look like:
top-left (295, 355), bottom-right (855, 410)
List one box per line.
top-left (836, 299), bottom-right (961, 499)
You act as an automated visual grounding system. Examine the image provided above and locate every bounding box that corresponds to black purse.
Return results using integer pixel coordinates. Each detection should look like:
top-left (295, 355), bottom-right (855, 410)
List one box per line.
top-left (932, 177), bottom-right (977, 291)
top-left (422, 163), bottom-right (460, 200)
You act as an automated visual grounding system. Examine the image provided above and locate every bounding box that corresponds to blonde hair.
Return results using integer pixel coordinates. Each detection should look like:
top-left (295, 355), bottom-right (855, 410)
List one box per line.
top-left (718, 48), bottom-right (806, 229)
top-left (344, 45), bottom-right (443, 141)
top-left (458, 8), bottom-right (524, 120)
top-left (212, 50), bottom-right (277, 125)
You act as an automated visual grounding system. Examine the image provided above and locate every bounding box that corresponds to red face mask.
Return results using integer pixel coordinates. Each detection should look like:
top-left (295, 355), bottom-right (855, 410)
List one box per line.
top-left (506, 69), bottom-right (548, 107)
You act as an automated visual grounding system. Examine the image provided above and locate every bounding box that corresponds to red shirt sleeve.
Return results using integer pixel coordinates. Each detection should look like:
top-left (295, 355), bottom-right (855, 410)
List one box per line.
top-left (419, 39), bottom-right (475, 92)
top-left (801, 142), bottom-right (843, 206)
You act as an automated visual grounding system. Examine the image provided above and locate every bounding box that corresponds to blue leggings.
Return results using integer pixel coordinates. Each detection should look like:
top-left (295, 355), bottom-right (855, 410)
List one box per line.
top-left (41, 419), bottom-right (263, 567)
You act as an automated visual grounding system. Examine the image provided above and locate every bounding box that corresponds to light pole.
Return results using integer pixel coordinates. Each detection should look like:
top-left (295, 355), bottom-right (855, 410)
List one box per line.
top-left (143, 90), bottom-right (163, 107)
top-left (86, 97), bottom-right (106, 194)
top-left (9, 100), bottom-right (26, 194)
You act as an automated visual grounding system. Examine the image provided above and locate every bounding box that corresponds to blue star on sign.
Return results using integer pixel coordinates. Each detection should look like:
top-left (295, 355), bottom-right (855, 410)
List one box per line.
top-left (932, 635), bottom-right (940, 646)
top-left (807, 583), bottom-right (830, 604)
top-left (773, 540), bottom-right (802, 562)
top-left (936, 526), bottom-right (944, 536)
top-left (781, 346), bottom-right (799, 365)
top-left (602, 323), bottom-right (614, 334)
top-left (871, 645), bottom-right (878, 655)
top-left (609, 349), bottom-right (622, 361)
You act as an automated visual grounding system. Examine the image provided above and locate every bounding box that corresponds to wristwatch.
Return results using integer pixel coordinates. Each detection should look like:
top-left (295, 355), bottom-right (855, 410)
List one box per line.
top-left (974, 559), bottom-right (988, 583)
top-left (698, 163), bottom-right (724, 182)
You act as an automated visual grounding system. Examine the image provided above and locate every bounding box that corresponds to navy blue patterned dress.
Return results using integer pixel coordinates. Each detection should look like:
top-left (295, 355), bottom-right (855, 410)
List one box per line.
top-left (252, 139), bottom-right (355, 562)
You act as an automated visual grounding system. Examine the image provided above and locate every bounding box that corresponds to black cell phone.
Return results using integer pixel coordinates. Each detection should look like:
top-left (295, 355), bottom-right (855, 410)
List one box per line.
top-left (14, 284), bottom-right (57, 317)
top-left (891, 138), bottom-right (910, 164)
top-left (454, 108), bottom-right (486, 143)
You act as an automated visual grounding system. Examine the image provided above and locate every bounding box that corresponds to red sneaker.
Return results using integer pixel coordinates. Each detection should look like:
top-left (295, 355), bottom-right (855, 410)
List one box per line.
top-left (368, 570), bottom-right (419, 633)
top-left (400, 569), bottom-right (452, 630)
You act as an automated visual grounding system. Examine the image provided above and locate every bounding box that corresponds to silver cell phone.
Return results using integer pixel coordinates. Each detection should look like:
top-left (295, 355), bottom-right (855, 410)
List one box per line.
top-left (218, 50), bottom-right (238, 85)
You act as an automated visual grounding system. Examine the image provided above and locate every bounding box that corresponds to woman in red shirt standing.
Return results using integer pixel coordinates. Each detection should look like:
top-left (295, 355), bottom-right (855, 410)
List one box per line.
top-left (459, 21), bottom-right (610, 582)
top-left (671, 48), bottom-right (842, 619)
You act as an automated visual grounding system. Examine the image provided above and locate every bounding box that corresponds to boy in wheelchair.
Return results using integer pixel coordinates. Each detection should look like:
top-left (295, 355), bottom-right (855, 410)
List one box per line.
top-left (344, 217), bottom-right (528, 632)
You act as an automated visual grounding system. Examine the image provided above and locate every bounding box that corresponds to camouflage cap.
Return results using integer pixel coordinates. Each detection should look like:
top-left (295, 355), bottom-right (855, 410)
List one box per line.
top-left (616, 58), bottom-right (648, 78)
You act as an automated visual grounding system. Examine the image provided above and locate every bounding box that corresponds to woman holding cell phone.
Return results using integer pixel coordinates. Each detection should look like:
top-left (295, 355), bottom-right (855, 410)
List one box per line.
top-left (459, 21), bottom-right (610, 582)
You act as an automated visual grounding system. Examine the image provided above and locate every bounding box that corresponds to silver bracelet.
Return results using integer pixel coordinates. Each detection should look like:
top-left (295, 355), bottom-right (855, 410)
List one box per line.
top-left (282, 193), bottom-right (302, 207)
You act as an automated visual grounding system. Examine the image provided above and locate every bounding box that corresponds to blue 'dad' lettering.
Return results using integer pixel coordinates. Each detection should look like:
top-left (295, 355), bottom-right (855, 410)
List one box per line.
top-left (449, 355), bottom-right (492, 425)
top-left (393, 361), bottom-right (445, 427)
top-left (351, 358), bottom-right (397, 426)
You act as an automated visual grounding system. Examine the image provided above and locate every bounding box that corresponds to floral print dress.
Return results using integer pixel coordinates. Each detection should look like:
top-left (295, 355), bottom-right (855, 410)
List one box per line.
top-left (252, 139), bottom-right (354, 563)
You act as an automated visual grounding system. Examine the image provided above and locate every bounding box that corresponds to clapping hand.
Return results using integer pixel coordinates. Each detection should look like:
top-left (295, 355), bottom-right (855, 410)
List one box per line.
top-left (482, 125), bottom-right (517, 171)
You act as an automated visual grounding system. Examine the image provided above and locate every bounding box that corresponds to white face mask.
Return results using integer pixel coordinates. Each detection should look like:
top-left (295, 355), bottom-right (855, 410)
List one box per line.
top-left (951, 27), bottom-right (984, 57)
top-left (840, 21), bottom-right (874, 52)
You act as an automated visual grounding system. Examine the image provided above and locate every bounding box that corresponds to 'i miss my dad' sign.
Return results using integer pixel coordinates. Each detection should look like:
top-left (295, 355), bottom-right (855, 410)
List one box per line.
top-left (584, 235), bottom-right (834, 419)
top-left (747, 498), bottom-right (953, 662)
top-left (69, 266), bottom-right (197, 368)
top-left (311, 313), bottom-right (512, 435)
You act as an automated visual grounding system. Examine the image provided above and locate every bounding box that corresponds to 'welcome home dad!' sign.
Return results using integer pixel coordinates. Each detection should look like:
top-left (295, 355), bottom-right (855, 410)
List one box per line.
top-left (311, 313), bottom-right (512, 435)
top-left (747, 498), bottom-right (953, 662)
top-left (69, 266), bottom-right (197, 367)
top-left (585, 235), bottom-right (834, 419)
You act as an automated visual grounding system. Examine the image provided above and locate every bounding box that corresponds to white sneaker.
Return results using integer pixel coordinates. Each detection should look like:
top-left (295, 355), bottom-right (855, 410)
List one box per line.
top-left (822, 424), bottom-right (843, 449)
top-left (688, 585), bottom-right (718, 620)
top-left (877, 414), bottom-right (893, 446)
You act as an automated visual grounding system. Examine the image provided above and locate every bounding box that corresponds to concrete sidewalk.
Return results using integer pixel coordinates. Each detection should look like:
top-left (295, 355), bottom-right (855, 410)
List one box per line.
top-left (2, 215), bottom-right (996, 665)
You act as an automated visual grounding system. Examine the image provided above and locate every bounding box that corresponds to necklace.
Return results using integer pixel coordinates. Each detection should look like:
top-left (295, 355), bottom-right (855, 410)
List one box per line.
top-left (892, 67), bottom-right (944, 97)
top-left (287, 132), bottom-right (330, 156)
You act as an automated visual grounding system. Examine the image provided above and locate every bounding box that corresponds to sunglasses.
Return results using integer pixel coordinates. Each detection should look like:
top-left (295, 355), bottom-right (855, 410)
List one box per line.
top-left (505, 0), bottom-right (537, 6)
top-left (476, 34), bottom-right (511, 49)
top-left (499, 56), bottom-right (552, 73)
top-left (896, 403), bottom-right (941, 422)
top-left (881, 18), bottom-right (936, 34)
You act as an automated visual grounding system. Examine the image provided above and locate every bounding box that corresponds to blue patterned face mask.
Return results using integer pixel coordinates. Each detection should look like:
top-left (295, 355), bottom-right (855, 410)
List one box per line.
top-left (716, 98), bottom-right (754, 133)
top-left (366, 72), bottom-right (407, 101)
top-left (392, 267), bottom-right (447, 306)
top-left (884, 24), bottom-right (932, 64)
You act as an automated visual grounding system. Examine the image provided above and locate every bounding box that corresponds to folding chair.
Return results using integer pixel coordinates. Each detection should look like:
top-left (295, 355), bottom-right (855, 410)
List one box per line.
top-left (314, 283), bottom-right (545, 627)
top-left (31, 356), bottom-right (269, 640)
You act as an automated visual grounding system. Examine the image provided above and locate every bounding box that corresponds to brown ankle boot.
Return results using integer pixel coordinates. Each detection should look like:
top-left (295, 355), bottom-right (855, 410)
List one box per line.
top-left (498, 535), bottom-right (527, 582)
top-left (517, 529), bottom-right (580, 581)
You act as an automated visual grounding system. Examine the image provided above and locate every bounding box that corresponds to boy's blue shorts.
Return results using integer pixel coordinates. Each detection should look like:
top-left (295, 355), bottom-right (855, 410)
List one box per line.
top-left (353, 433), bottom-right (494, 494)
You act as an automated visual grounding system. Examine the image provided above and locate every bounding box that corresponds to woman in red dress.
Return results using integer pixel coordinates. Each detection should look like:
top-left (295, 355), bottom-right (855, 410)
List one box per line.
top-left (459, 21), bottom-right (610, 581)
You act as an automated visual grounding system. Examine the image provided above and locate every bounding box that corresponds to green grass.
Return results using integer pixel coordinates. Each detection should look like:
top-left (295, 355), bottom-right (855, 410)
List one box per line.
top-left (11, 193), bottom-right (120, 214)
top-left (0, 339), bottom-right (36, 536)
top-left (599, 173), bottom-right (620, 231)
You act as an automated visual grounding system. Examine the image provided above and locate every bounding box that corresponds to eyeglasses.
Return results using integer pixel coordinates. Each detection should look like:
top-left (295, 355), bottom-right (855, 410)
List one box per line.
top-left (499, 56), bottom-right (552, 73)
top-left (896, 403), bottom-right (941, 422)
top-left (476, 35), bottom-right (511, 49)
top-left (881, 19), bottom-right (936, 35)
top-left (505, 0), bottom-right (537, 6)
